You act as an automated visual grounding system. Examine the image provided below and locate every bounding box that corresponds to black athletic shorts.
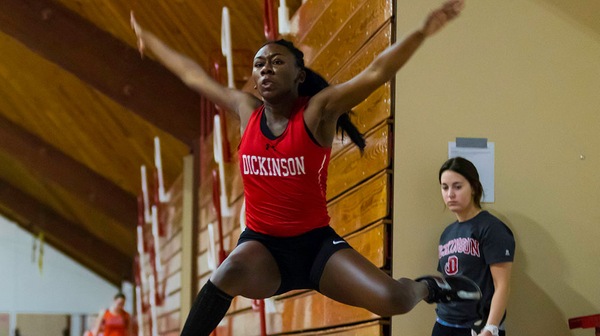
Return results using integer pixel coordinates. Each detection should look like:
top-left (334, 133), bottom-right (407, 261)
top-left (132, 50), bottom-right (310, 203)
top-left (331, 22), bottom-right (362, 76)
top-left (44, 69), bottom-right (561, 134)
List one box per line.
top-left (237, 225), bottom-right (352, 295)
top-left (431, 322), bottom-right (506, 336)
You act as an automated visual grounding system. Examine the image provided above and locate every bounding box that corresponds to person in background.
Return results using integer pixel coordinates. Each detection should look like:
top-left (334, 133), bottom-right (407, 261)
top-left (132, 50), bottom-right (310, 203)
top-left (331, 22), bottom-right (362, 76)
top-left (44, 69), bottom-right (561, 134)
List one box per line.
top-left (433, 157), bottom-right (515, 336)
top-left (92, 293), bottom-right (131, 336)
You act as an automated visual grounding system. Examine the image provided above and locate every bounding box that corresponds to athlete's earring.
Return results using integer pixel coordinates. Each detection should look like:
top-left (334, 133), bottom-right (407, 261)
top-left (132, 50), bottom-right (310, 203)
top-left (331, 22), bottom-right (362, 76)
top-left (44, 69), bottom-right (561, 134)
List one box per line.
top-left (254, 85), bottom-right (257, 89)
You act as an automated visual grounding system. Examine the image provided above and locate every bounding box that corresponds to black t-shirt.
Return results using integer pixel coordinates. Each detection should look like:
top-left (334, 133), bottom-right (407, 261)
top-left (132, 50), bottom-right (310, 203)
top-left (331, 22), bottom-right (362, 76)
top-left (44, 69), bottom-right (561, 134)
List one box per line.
top-left (436, 210), bottom-right (515, 325)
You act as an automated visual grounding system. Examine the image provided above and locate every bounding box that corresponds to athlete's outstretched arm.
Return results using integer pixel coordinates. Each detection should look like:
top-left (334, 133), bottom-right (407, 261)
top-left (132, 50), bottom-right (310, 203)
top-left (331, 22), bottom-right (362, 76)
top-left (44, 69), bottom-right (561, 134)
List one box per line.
top-left (314, 0), bottom-right (464, 118)
top-left (130, 12), bottom-right (260, 121)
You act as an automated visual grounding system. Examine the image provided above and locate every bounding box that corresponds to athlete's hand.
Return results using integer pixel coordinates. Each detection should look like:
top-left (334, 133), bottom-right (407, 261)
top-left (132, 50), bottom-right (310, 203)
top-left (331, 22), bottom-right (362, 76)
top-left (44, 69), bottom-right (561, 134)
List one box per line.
top-left (421, 0), bottom-right (464, 37)
top-left (130, 11), bottom-right (145, 57)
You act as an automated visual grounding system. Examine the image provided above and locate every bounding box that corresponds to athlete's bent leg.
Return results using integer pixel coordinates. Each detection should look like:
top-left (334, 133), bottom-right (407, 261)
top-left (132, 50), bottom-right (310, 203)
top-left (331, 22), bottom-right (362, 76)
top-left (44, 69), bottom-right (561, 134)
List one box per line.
top-left (318, 249), bottom-right (428, 316)
top-left (210, 240), bottom-right (281, 298)
top-left (180, 240), bottom-right (281, 336)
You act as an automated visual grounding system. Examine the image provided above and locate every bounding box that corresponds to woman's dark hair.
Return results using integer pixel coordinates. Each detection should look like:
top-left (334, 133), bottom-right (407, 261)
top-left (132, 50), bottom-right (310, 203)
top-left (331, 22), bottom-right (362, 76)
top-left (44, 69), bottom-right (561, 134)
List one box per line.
top-left (265, 39), bottom-right (366, 151)
top-left (438, 157), bottom-right (483, 208)
top-left (114, 292), bottom-right (126, 300)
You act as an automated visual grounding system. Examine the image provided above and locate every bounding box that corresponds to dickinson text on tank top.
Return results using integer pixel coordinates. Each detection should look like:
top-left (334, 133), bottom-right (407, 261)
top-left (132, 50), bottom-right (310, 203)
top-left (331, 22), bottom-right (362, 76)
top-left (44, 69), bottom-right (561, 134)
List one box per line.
top-left (241, 155), bottom-right (306, 177)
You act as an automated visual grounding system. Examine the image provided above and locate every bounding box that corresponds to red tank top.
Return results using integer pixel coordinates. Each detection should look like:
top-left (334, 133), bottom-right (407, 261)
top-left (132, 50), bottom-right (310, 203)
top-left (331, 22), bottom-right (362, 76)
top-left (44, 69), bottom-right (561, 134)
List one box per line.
top-left (102, 309), bottom-right (129, 336)
top-left (238, 97), bottom-right (331, 237)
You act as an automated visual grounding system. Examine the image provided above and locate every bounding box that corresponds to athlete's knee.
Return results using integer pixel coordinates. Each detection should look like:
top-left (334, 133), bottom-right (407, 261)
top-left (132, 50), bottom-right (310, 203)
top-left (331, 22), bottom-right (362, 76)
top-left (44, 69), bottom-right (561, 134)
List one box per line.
top-left (214, 256), bottom-right (253, 280)
top-left (371, 279), bottom-right (422, 316)
top-left (210, 256), bottom-right (254, 293)
top-left (391, 278), bottom-right (423, 314)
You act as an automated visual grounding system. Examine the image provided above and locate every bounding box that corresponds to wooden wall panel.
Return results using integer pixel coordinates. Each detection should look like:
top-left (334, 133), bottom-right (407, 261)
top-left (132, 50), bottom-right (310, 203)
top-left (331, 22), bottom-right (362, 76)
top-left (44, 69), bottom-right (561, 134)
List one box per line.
top-left (331, 80), bottom-right (391, 156)
top-left (160, 289), bottom-right (180, 312)
top-left (308, 0), bottom-right (393, 80)
top-left (162, 230), bottom-right (182, 260)
top-left (221, 294), bottom-right (375, 335)
top-left (297, 320), bottom-right (387, 335)
top-left (138, 173), bottom-right (184, 336)
top-left (158, 298), bottom-right (180, 333)
top-left (196, 250), bottom-right (211, 281)
top-left (223, 115), bottom-right (244, 203)
top-left (156, 277), bottom-right (182, 330)
top-left (327, 121), bottom-right (390, 199)
top-left (328, 19), bottom-right (391, 85)
top-left (297, 3), bottom-right (393, 157)
top-left (196, 198), bottom-right (243, 254)
top-left (292, 0), bottom-right (334, 45)
top-left (160, 332), bottom-right (179, 336)
top-left (198, 136), bottom-right (215, 208)
top-left (329, 171), bottom-right (390, 237)
top-left (221, 319), bottom-right (388, 336)
top-left (269, 290), bottom-right (378, 334)
top-left (163, 260), bottom-right (181, 285)
top-left (164, 175), bottom-right (184, 228)
top-left (346, 220), bottom-right (388, 268)
top-left (216, 308), bottom-right (262, 336)
top-left (330, 22), bottom-right (393, 138)
top-left (163, 246), bottom-right (182, 278)
top-left (197, 113), bottom-right (243, 211)
top-left (295, 0), bottom-right (373, 66)
top-left (229, 296), bottom-right (254, 314)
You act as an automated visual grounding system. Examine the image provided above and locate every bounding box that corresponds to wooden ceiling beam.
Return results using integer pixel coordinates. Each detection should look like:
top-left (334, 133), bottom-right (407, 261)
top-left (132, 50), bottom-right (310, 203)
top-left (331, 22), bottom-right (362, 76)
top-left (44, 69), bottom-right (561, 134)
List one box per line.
top-left (0, 179), bottom-right (132, 285)
top-left (0, 114), bottom-right (137, 229)
top-left (0, 0), bottom-right (201, 147)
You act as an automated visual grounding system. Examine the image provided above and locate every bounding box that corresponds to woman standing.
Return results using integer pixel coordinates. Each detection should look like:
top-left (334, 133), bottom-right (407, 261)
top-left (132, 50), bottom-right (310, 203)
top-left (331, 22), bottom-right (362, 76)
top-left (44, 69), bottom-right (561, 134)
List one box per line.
top-left (131, 2), bottom-right (478, 335)
top-left (92, 293), bottom-right (131, 336)
top-left (434, 157), bottom-right (515, 336)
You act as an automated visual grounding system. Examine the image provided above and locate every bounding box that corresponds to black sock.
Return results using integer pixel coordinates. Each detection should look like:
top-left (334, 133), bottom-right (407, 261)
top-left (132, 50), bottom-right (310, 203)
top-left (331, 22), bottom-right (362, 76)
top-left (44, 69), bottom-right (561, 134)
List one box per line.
top-left (180, 280), bottom-right (233, 336)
